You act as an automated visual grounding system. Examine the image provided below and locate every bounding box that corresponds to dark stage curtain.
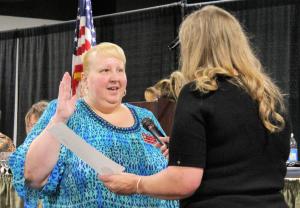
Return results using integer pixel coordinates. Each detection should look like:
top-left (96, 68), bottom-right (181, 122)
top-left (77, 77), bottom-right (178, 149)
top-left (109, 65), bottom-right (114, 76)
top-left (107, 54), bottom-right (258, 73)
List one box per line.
top-left (187, 0), bottom-right (300, 145)
top-left (94, 5), bottom-right (181, 102)
top-left (0, 0), bottom-right (299, 146)
top-left (0, 31), bottom-right (17, 139)
top-left (16, 23), bottom-right (74, 145)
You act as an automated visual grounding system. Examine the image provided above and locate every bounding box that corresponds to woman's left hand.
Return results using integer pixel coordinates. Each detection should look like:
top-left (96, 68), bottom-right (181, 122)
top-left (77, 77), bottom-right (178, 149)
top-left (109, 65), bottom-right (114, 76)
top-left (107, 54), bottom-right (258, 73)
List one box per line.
top-left (99, 173), bottom-right (140, 195)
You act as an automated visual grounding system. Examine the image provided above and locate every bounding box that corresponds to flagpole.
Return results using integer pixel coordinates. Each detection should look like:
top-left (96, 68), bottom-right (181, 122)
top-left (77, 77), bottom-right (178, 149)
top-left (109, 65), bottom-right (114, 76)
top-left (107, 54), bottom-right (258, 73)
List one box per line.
top-left (13, 38), bottom-right (19, 146)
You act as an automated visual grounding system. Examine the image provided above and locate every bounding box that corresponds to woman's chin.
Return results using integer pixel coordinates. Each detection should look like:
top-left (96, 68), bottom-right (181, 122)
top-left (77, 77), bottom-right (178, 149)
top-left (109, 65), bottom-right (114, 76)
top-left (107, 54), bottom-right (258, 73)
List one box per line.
top-left (106, 97), bottom-right (122, 105)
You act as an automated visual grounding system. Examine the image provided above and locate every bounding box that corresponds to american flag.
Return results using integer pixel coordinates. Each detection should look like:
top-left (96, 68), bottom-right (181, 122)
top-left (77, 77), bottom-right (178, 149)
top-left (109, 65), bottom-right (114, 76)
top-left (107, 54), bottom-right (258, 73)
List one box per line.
top-left (72, 0), bottom-right (96, 95)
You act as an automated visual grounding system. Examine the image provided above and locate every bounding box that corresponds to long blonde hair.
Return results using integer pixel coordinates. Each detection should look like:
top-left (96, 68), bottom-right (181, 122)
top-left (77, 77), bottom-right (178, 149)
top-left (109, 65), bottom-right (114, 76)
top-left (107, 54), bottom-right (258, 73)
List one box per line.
top-left (169, 70), bottom-right (187, 101)
top-left (179, 5), bottom-right (285, 133)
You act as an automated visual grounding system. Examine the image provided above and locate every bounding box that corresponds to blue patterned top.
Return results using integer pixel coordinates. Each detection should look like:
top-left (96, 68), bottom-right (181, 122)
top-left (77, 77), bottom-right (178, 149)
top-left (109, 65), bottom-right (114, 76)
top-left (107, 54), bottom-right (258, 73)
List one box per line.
top-left (9, 99), bottom-right (179, 208)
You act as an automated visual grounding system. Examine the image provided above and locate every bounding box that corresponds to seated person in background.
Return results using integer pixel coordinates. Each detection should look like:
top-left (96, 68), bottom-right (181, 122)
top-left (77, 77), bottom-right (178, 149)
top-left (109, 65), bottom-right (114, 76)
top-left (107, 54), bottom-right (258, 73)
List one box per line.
top-left (24, 101), bottom-right (48, 208)
top-left (155, 78), bottom-right (172, 100)
top-left (9, 42), bottom-right (178, 208)
top-left (144, 79), bottom-right (170, 102)
top-left (0, 110), bottom-right (15, 152)
top-left (144, 86), bottom-right (160, 102)
top-left (0, 132), bottom-right (15, 152)
top-left (0, 112), bottom-right (23, 207)
top-left (144, 71), bottom-right (186, 102)
top-left (25, 100), bottom-right (48, 134)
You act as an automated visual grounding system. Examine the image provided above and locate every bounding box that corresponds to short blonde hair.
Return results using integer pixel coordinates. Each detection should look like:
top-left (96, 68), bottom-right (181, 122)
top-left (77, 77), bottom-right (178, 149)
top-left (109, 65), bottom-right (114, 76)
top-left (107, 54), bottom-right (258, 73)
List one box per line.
top-left (83, 42), bottom-right (126, 73)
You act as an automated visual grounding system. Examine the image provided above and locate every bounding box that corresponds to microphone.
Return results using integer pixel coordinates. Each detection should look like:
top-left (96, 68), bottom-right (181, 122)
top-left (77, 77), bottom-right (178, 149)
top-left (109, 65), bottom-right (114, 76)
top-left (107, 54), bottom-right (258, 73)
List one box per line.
top-left (142, 117), bottom-right (167, 146)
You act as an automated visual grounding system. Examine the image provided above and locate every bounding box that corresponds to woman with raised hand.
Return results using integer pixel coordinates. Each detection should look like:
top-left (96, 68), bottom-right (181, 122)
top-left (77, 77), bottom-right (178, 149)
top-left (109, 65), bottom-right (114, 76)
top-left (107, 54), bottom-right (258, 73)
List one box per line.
top-left (9, 42), bottom-right (178, 208)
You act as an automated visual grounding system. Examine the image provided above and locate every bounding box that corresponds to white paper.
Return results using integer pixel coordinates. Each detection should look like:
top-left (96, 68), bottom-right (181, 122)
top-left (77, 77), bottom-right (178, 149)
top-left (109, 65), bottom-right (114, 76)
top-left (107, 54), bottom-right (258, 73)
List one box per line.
top-left (48, 122), bottom-right (125, 175)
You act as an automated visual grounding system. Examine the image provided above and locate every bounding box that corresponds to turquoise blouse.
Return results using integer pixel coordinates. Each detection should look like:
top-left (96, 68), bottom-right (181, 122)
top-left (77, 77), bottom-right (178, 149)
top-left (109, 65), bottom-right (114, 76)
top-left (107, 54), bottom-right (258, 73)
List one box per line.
top-left (9, 99), bottom-right (178, 208)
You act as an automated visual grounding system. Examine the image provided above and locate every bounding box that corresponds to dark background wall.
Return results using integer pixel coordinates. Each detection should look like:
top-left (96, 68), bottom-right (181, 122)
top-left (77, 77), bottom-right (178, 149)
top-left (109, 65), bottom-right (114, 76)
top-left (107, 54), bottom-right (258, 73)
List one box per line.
top-left (0, 0), bottom-right (215, 20)
top-left (0, 0), bottom-right (299, 151)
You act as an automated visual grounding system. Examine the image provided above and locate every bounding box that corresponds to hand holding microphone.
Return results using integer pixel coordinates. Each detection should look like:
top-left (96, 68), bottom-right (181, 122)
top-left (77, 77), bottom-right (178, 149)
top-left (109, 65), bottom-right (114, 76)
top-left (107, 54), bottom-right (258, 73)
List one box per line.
top-left (141, 117), bottom-right (169, 148)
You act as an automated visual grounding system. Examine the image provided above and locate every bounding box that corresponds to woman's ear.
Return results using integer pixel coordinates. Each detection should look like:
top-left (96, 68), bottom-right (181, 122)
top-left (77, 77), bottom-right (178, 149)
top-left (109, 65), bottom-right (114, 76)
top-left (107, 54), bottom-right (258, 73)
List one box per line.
top-left (77, 72), bottom-right (88, 97)
top-left (81, 72), bottom-right (89, 86)
top-left (81, 72), bottom-right (87, 81)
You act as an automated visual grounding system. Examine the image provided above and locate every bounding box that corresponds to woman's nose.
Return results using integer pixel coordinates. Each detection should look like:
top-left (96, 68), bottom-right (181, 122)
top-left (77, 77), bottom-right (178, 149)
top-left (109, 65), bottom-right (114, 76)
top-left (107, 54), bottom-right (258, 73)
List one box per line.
top-left (109, 70), bottom-right (119, 81)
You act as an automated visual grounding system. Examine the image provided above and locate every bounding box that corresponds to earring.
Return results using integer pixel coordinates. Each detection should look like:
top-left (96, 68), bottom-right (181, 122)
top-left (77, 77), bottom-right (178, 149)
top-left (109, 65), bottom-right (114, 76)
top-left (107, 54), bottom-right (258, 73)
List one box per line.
top-left (80, 81), bottom-right (88, 98)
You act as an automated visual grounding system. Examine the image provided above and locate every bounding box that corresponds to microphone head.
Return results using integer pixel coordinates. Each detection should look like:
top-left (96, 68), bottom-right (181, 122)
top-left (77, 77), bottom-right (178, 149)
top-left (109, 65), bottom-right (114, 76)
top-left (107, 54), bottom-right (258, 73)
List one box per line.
top-left (141, 117), bottom-right (165, 146)
top-left (141, 117), bottom-right (154, 131)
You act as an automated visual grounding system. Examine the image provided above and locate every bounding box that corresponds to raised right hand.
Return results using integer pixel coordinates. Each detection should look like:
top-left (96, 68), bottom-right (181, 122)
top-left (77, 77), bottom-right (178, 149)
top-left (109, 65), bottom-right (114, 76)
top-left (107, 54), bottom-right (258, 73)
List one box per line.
top-left (53, 72), bottom-right (78, 123)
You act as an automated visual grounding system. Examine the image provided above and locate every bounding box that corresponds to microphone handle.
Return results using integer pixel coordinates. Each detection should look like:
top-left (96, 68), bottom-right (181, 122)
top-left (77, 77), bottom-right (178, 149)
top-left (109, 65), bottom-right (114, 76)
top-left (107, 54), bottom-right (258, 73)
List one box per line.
top-left (148, 126), bottom-right (169, 147)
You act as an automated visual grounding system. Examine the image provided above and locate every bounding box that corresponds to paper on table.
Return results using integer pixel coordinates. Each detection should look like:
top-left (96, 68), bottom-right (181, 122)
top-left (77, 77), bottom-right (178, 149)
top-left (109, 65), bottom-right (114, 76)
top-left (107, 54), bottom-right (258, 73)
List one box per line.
top-left (48, 122), bottom-right (125, 175)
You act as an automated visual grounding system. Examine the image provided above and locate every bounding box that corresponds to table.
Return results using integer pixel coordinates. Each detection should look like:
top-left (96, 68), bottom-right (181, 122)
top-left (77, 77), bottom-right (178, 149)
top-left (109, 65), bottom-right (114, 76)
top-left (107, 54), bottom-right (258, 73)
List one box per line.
top-left (1, 167), bottom-right (299, 208)
top-left (283, 167), bottom-right (300, 208)
top-left (0, 174), bottom-right (23, 208)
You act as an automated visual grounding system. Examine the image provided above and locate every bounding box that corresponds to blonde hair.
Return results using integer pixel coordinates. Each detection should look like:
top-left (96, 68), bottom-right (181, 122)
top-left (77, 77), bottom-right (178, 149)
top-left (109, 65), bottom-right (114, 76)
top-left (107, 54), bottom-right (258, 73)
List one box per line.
top-left (144, 86), bottom-right (160, 102)
top-left (144, 71), bottom-right (187, 102)
top-left (169, 71), bottom-right (187, 101)
top-left (154, 79), bottom-right (171, 99)
top-left (83, 42), bottom-right (126, 73)
top-left (179, 5), bottom-right (285, 133)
